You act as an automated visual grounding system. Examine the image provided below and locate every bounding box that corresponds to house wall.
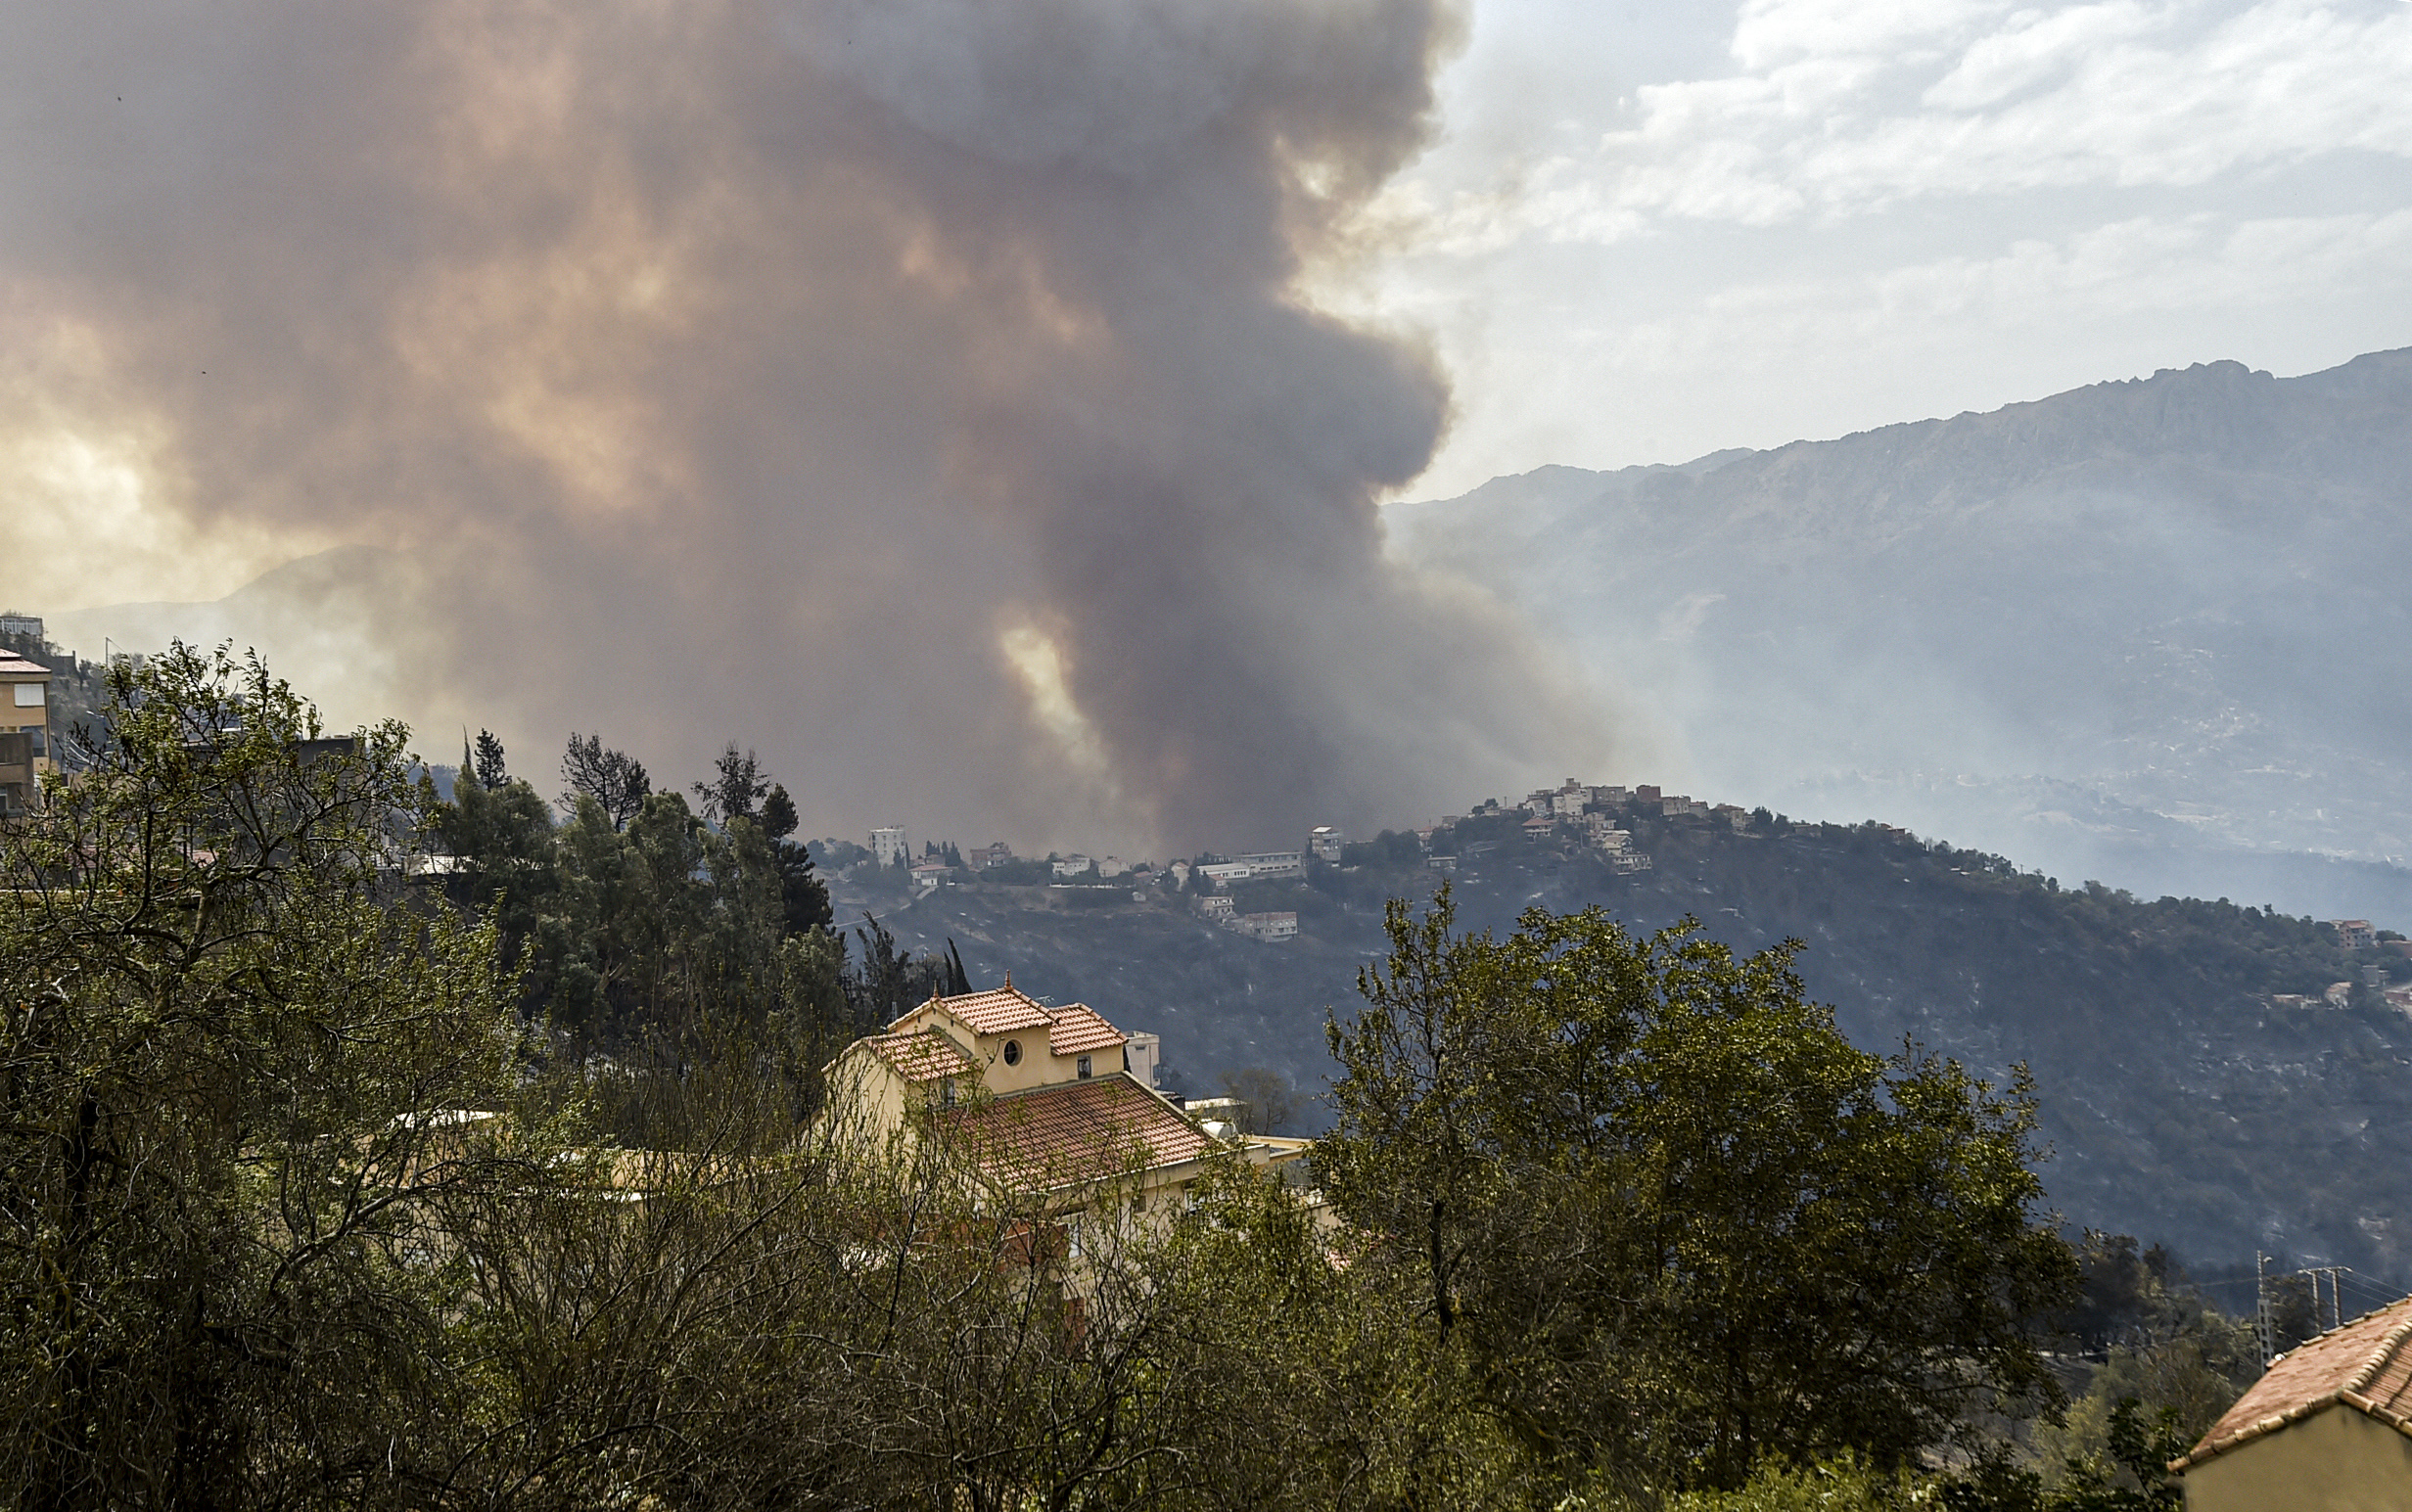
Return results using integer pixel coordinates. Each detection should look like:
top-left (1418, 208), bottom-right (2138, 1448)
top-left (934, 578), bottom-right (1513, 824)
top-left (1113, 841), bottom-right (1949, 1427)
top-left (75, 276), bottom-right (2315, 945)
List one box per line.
top-left (882, 1002), bottom-right (1105, 1095)
top-left (0, 664), bottom-right (48, 807)
top-left (2183, 1403), bottom-right (2412, 1512)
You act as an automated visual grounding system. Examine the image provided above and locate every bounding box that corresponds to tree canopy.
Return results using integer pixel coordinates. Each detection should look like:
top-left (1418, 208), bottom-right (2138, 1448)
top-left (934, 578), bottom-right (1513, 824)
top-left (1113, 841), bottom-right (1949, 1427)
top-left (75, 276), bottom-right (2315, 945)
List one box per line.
top-left (1318, 887), bottom-right (2081, 1488)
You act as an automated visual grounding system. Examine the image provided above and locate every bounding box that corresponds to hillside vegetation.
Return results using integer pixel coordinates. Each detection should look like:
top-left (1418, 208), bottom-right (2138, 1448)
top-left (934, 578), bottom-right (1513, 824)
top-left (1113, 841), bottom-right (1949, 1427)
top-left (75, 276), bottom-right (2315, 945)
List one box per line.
top-left (856, 803), bottom-right (2411, 1279)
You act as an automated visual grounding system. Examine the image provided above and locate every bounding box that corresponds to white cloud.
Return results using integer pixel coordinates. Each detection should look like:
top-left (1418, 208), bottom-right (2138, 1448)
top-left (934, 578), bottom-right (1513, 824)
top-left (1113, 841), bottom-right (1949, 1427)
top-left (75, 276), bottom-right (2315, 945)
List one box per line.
top-left (1395, 0), bottom-right (2412, 249)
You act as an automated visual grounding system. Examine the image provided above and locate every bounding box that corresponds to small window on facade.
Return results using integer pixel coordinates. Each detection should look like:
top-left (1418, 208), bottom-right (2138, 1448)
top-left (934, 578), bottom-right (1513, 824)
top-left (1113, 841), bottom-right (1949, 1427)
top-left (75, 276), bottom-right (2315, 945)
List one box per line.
top-left (11, 683), bottom-right (41, 708)
top-left (1001, 1039), bottom-right (1022, 1066)
top-left (939, 1079), bottom-right (956, 1107)
top-left (1076, 1054), bottom-right (1092, 1079)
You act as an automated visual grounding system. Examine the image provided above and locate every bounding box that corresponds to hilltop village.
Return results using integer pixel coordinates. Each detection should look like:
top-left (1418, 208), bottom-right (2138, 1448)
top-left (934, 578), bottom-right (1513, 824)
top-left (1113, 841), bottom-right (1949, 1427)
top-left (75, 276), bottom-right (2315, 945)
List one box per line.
top-left (822, 776), bottom-right (1683, 946)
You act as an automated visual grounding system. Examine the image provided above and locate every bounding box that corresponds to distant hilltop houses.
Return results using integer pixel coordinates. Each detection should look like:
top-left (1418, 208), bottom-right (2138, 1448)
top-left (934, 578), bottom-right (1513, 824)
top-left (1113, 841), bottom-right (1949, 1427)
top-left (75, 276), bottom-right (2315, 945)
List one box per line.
top-left (2268, 920), bottom-right (2412, 1019)
top-left (816, 776), bottom-right (1761, 946)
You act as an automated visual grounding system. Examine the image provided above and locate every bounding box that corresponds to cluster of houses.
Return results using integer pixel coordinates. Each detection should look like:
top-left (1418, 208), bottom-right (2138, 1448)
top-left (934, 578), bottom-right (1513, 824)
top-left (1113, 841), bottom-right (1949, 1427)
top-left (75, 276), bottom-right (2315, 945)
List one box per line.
top-left (2269, 921), bottom-right (2412, 1017)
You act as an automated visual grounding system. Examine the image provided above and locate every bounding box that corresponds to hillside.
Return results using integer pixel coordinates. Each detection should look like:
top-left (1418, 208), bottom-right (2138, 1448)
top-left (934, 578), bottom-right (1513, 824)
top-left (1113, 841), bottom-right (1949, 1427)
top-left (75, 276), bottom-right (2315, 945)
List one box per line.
top-left (1385, 349), bottom-right (2412, 921)
top-left (838, 806), bottom-right (2412, 1279)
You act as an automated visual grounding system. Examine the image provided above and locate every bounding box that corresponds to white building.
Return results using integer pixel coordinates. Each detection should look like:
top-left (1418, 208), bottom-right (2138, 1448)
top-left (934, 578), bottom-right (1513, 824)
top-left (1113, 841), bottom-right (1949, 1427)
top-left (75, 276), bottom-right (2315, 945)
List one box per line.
top-left (1051, 854), bottom-right (1094, 879)
top-left (869, 826), bottom-right (909, 868)
top-left (1308, 826), bottom-right (1344, 863)
top-left (1123, 1031), bottom-right (1162, 1087)
top-left (1230, 850), bottom-right (1304, 880)
top-left (1230, 911), bottom-right (1299, 942)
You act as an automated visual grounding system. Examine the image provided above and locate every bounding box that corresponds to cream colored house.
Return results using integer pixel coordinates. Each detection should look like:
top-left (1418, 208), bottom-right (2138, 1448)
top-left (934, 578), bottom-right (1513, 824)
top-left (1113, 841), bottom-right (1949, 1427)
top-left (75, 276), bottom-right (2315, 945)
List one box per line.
top-left (2173, 1294), bottom-right (2412, 1511)
top-left (0, 645), bottom-right (52, 812)
top-left (822, 981), bottom-right (1305, 1214)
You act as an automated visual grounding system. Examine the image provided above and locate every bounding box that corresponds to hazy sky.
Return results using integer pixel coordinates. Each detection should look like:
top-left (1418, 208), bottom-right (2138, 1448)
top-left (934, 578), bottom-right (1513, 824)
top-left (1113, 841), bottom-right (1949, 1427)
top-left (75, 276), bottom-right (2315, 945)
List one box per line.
top-left (6, 0), bottom-right (2407, 850)
top-left (1345, 0), bottom-right (2412, 496)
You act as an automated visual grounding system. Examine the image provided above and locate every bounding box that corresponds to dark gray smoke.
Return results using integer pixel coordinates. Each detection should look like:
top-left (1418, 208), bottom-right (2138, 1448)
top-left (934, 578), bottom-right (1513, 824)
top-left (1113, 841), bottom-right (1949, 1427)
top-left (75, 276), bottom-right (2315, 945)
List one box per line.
top-left (4, 0), bottom-right (1625, 852)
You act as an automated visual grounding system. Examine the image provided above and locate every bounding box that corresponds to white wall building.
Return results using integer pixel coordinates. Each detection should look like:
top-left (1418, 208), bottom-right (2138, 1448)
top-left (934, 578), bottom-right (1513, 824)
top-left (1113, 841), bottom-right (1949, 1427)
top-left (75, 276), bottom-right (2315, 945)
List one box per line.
top-left (869, 826), bottom-right (908, 868)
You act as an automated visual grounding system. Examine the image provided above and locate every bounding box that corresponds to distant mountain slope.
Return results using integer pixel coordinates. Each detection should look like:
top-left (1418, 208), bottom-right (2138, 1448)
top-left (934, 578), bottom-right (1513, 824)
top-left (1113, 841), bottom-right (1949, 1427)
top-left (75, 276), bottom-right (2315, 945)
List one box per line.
top-left (843, 814), bottom-right (2412, 1279)
top-left (1386, 349), bottom-right (2412, 918)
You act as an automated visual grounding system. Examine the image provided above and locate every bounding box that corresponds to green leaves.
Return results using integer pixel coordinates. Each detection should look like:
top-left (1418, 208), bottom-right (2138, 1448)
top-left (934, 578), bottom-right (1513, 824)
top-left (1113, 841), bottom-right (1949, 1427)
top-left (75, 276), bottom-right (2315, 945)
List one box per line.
top-left (1322, 886), bottom-right (2082, 1491)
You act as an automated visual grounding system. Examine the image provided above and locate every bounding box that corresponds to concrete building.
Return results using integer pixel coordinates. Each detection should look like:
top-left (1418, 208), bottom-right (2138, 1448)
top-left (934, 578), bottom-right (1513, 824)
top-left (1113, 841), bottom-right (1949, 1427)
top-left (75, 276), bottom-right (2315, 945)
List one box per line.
top-left (1122, 1031), bottom-right (1162, 1088)
top-left (978, 842), bottom-right (1014, 869)
top-left (2330, 919), bottom-right (2379, 951)
top-left (2173, 1294), bottom-right (2412, 1510)
top-left (1230, 911), bottom-right (1298, 942)
top-left (1308, 826), bottom-right (1343, 863)
top-left (1051, 854), bottom-right (1093, 879)
top-left (1229, 850), bottom-right (1304, 880)
top-left (869, 826), bottom-right (908, 868)
top-left (0, 645), bottom-right (52, 812)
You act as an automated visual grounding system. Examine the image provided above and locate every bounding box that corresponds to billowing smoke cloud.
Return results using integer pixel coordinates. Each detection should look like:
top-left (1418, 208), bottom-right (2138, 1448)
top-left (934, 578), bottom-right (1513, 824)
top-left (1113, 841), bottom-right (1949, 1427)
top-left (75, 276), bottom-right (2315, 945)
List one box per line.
top-left (2, 0), bottom-right (1625, 852)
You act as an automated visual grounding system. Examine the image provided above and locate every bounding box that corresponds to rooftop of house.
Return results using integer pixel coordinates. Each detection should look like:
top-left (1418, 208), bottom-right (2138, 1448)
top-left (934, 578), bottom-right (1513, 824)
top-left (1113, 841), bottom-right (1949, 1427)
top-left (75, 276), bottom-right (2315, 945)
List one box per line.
top-left (860, 1027), bottom-right (982, 1084)
top-left (0, 649), bottom-right (49, 678)
top-left (897, 983), bottom-right (1129, 1058)
top-left (937, 1074), bottom-right (1215, 1192)
top-left (2174, 1295), bottom-right (2412, 1472)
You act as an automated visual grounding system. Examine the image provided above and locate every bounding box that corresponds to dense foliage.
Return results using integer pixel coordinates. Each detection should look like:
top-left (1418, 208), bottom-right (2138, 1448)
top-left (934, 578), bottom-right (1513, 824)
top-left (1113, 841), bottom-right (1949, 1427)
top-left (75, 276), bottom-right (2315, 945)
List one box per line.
top-left (0, 651), bottom-right (2249, 1508)
top-left (1320, 890), bottom-right (2081, 1489)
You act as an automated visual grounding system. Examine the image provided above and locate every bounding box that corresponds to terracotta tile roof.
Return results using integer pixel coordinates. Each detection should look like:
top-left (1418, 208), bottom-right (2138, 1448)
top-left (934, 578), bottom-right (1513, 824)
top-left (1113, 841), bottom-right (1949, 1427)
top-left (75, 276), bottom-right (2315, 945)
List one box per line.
top-left (1044, 1003), bottom-right (1127, 1056)
top-left (896, 985), bottom-right (1129, 1056)
top-left (861, 1029), bottom-right (979, 1084)
top-left (939, 1075), bottom-right (1213, 1193)
top-left (2175, 1295), bottom-right (2412, 1471)
top-left (915, 985), bottom-right (1053, 1035)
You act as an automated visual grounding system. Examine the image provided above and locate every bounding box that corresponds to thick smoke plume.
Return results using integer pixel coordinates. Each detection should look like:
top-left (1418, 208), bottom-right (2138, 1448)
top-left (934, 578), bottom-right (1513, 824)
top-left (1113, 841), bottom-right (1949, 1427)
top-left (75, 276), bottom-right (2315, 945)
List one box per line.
top-left (3, 0), bottom-right (1622, 852)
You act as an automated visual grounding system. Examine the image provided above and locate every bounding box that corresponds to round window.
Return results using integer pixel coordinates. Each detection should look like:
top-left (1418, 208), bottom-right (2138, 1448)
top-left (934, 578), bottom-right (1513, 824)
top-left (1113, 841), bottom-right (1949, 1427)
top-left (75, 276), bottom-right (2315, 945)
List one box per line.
top-left (1001, 1039), bottom-right (1022, 1066)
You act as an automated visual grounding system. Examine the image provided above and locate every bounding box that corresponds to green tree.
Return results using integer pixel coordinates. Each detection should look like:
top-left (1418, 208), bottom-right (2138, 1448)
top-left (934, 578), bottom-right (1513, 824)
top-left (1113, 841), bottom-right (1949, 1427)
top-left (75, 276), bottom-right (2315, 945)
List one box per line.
top-left (0, 645), bottom-right (528, 1507)
top-left (1320, 886), bottom-right (2080, 1489)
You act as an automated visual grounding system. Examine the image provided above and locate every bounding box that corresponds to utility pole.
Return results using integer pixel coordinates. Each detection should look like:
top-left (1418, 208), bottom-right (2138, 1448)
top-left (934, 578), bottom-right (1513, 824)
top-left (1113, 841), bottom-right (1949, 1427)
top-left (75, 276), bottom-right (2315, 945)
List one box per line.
top-left (2257, 1252), bottom-right (2273, 1371)
top-left (2302, 1266), bottom-right (2353, 1332)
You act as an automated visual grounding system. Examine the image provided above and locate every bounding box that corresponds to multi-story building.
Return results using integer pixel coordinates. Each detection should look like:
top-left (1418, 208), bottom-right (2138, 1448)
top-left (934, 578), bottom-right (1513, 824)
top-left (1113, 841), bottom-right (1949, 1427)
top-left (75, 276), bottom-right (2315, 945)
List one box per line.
top-left (1229, 850), bottom-right (1304, 880)
top-left (2330, 919), bottom-right (2379, 951)
top-left (1307, 826), bottom-right (1344, 863)
top-left (1229, 911), bottom-right (1299, 942)
top-left (0, 645), bottom-right (52, 812)
top-left (869, 826), bottom-right (908, 868)
top-left (821, 983), bottom-right (1304, 1216)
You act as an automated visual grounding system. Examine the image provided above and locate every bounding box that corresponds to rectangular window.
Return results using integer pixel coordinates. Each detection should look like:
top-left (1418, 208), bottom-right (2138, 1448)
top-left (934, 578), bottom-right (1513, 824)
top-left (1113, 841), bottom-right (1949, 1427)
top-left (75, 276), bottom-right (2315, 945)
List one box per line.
top-left (1076, 1055), bottom-right (1091, 1079)
top-left (939, 1080), bottom-right (956, 1107)
top-left (11, 683), bottom-right (41, 708)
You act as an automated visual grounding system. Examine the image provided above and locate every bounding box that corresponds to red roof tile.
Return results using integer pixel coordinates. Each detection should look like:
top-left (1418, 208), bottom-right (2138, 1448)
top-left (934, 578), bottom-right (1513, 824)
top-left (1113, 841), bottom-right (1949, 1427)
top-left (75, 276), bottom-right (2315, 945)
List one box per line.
top-left (2176, 1295), bottom-right (2412, 1471)
top-left (895, 985), bottom-right (1129, 1057)
top-left (939, 1076), bottom-right (1213, 1193)
top-left (1044, 1003), bottom-right (1127, 1056)
top-left (913, 985), bottom-right (1053, 1035)
top-left (861, 1029), bottom-right (978, 1084)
